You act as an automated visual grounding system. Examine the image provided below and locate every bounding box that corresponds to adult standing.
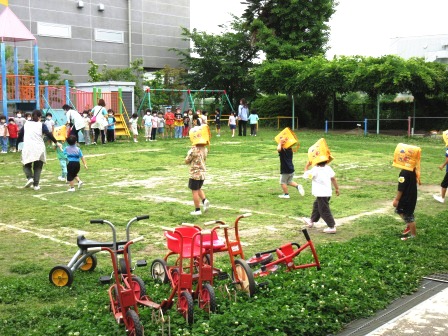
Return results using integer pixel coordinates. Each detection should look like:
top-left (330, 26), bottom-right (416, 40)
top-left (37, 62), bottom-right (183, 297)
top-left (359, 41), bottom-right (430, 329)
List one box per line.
top-left (238, 98), bottom-right (249, 136)
top-left (90, 99), bottom-right (108, 145)
top-left (62, 104), bottom-right (85, 143)
top-left (18, 109), bottom-right (62, 190)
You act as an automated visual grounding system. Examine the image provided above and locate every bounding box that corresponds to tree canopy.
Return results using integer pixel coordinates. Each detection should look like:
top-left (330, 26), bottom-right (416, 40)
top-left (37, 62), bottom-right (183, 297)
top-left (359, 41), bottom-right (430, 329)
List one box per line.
top-left (242, 0), bottom-right (336, 60)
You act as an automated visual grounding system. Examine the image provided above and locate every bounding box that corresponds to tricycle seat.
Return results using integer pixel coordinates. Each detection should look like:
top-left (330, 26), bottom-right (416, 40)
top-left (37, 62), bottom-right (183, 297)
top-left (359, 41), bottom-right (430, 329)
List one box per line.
top-left (77, 235), bottom-right (128, 249)
top-left (164, 227), bottom-right (203, 257)
top-left (196, 231), bottom-right (226, 250)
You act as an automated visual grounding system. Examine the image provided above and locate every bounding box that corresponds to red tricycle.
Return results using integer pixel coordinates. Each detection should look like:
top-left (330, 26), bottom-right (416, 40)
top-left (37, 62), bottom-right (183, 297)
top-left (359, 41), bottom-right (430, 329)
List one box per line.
top-left (247, 228), bottom-right (321, 277)
top-left (88, 236), bottom-right (145, 336)
top-left (151, 225), bottom-right (218, 324)
top-left (152, 213), bottom-right (259, 297)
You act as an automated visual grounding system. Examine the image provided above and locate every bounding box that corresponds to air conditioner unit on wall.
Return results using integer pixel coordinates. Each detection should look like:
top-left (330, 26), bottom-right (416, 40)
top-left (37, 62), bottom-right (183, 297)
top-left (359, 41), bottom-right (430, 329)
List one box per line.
top-left (98, 3), bottom-right (105, 11)
top-left (77, 1), bottom-right (84, 8)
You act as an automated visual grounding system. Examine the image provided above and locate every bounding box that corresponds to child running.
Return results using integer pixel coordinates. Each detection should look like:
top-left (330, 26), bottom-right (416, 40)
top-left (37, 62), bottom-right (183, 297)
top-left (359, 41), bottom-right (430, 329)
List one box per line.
top-left (65, 135), bottom-right (88, 192)
top-left (277, 138), bottom-right (305, 198)
top-left (228, 111), bottom-right (237, 137)
top-left (129, 113), bottom-right (139, 143)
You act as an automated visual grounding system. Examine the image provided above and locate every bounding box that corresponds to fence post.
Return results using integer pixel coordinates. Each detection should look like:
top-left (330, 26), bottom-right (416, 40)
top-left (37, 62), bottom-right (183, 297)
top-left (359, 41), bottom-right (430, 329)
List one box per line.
top-left (93, 87), bottom-right (97, 106)
top-left (44, 80), bottom-right (49, 110)
top-left (118, 88), bottom-right (123, 114)
top-left (408, 116), bottom-right (411, 137)
top-left (325, 120), bottom-right (328, 133)
top-left (65, 80), bottom-right (70, 106)
top-left (364, 118), bottom-right (368, 136)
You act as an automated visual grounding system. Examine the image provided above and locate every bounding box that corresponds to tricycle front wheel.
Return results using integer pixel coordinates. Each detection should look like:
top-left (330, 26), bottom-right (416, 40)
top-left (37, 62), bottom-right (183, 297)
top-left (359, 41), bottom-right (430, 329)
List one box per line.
top-left (232, 259), bottom-right (256, 297)
top-left (49, 265), bottom-right (74, 287)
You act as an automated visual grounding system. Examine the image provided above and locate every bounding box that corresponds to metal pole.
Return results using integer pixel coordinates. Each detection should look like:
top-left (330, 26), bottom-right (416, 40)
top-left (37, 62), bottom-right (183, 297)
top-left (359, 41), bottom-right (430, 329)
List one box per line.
top-left (34, 44), bottom-right (40, 110)
top-left (376, 94), bottom-right (380, 135)
top-left (364, 118), bottom-right (368, 136)
top-left (44, 81), bottom-right (49, 110)
top-left (291, 94), bottom-right (295, 130)
top-left (127, 0), bottom-right (132, 65)
top-left (1, 43), bottom-right (7, 117)
top-left (325, 120), bottom-right (328, 133)
top-left (408, 116), bottom-right (411, 137)
top-left (65, 80), bottom-right (70, 106)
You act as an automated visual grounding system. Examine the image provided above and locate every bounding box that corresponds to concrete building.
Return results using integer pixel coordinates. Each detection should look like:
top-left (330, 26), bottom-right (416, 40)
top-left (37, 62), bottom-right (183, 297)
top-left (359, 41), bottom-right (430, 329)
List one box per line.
top-left (6, 0), bottom-right (190, 83)
top-left (391, 34), bottom-right (448, 63)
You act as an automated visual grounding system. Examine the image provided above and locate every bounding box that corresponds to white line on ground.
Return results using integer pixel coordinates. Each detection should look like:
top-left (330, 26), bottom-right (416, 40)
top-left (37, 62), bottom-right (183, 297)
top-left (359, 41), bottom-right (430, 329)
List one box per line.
top-left (0, 223), bottom-right (76, 246)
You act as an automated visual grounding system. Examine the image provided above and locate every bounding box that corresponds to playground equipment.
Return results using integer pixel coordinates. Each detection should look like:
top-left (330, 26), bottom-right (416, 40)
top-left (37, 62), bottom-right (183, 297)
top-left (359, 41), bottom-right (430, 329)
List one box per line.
top-left (151, 226), bottom-right (218, 324)
top-left (49, 215), bottom-right (149, 287)
top-left (138, 88), bottom-right (234, 116)
top-left (152, 214), bottom-right (258, 297)
top-left (88, 237), bottom-right (145, 336)
top-left (247, 229), bottom-right (321, 278)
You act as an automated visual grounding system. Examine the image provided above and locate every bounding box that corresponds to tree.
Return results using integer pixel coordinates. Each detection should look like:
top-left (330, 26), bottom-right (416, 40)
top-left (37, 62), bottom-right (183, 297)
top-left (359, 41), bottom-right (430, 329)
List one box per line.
top-left (173, 18), bottom-right (259, 107)
top-left (242, 0), bottom-right (336, 60)
top-left (20, 60), bottom-right (73, 86)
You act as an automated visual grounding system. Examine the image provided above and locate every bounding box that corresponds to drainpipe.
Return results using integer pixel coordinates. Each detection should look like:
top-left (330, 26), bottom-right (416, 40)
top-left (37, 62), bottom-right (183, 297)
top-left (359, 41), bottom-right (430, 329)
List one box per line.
top-left (128, 0), bottom-right (132, 65)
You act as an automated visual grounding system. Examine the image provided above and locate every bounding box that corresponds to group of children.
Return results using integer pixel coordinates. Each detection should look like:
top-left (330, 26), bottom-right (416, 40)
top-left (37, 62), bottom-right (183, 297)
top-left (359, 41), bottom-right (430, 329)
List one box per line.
top-left (0, 111), bottom-right (27, 153)
top-left (227, 109), bottom-right (259, 137)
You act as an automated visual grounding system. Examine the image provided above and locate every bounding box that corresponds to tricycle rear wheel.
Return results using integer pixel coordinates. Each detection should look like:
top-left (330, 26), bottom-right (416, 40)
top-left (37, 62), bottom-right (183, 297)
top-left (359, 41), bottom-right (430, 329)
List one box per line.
top-left (49, 265), bottom-right (74, 287)
top-left (232, 259), bottom-right (256, 297)
top-left (150, 258), bottom-right (169, 284)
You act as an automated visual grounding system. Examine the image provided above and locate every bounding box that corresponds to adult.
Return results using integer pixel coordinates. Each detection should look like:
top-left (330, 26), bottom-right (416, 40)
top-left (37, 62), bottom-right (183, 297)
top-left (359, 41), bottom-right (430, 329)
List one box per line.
top-left (90, 99), bottom-right (108, 145)
top-left (62, 104), bottom-right (85, 143)
top-left (238, 98), bottom-right (249, 136)
top-left (164, 107), bottom-right (175, 138)
top-left (18, 109), bottom-right (62, 190)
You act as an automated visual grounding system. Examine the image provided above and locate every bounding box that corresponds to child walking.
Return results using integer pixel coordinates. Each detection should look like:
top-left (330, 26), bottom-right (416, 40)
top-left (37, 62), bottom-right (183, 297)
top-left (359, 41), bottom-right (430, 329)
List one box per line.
top-left (185, 127), bottom-right (210, 215)
top-left (65, 135), bottom-right (88, 192)
top-left (158, 112), bottom-right (165, 139)
top-left (150, 111), bottom-right (158, 141)
top-left (214, 108), bottom-right (221, 137)
top-left (106, 109), bottom-right (116, 143)
top-left (392, 143), bottom-right (420, 241)
top-left (82, 111), bottom-right (91, 145)
top-left (302, 139), bottom-right (339, 233)
top-left (248, 108), bottom-right (259, 136)
top-left (277, 138), bottom-right (305, 199)
top-left (228, 111), bottom-right (237, 137)
top-left (433, 144), bottom-right (448, 203)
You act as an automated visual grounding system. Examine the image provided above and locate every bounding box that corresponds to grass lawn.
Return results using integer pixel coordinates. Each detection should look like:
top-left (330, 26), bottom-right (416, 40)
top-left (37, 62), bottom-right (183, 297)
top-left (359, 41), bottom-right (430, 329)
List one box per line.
top-left (1, 128), bottom-right (448, 335)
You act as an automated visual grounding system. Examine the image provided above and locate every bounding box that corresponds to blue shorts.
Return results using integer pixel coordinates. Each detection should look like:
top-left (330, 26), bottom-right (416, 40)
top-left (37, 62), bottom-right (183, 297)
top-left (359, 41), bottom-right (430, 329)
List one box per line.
top-left (230, 125), bottom-right (236, 130)
top-left (158, 127), bottom-right (164, 134)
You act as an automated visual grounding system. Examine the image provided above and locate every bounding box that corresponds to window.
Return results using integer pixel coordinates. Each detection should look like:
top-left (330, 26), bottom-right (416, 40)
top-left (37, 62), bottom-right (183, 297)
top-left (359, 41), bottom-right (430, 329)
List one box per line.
top-left (37, 22), bottom-right (71, 39)
top-left (95, 29), bottom-right (124, 43)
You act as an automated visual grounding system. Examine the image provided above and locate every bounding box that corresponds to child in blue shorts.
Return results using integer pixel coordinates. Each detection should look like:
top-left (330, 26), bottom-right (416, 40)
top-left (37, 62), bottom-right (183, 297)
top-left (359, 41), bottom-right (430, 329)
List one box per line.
top-left (65, 135), bottom-right (88, 192)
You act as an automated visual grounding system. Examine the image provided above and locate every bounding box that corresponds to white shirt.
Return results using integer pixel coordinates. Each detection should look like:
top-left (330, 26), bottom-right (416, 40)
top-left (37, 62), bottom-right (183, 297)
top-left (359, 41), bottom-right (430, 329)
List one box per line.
top-left (66, 109), bottom-right (85, 131)
top-left (304, 165), bottom-right (335, 197)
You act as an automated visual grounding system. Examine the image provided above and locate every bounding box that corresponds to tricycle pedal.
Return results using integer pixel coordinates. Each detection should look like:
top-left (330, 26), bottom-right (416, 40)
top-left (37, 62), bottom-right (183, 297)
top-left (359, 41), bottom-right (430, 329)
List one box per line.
top-left (217, 271), bottom-right (229, 280)
top-left (99, 275), bottom-right (111, 284)
top-left (136, 259), bottom-right (147, 267)
top-left (257, 281), bottom-right (269, 288)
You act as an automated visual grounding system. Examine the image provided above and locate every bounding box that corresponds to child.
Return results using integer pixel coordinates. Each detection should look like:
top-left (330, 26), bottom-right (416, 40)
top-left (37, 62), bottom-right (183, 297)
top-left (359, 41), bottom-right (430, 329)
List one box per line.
top-left (65, 135), bottom-right (88, 192)
top-left (174, 108), bottom-right (183, 139)
top-left (164, 107), bottom-right (175, 138)
top-left (393, 168), bottom-right (418, 240)
top-left (248, 109), bottom-right (259, 136)
top-left (44, 112), bottom-right (55, 146)
top-left (106, 109), bottom-right (116, 143)
top-left (54, 130), bottom-right (68, 182)
top-left (185, 127), bottom-right (210, 215)
top-left (182, 111), bottom-right (190, 138)
top-left (0, 116), bottom-right (9, 153)
top-left (214, 108), bottom-right (221, 137)
top-left (151, 111), bottom-right (158, 141)
top-left (82, 111), bottom-right (91, 145)
top-left (129, 113), bottom-right (139, 143)
top-left (7, 118), bottom-right (18, 152)
top-left (277, 138), bottom-right (305, 199)
top-left (142, 109), bottom-right (152, 141)
top-left (302, 159), bottom-right (339, 234)
top-left (228, 111), bottom-right (237, 137)
top-left (391, 143), bottom-right (420, 241)
top-left (433, 145), bottom-right (448, 203)
top-left (157, 112), bottom-right (165, 139)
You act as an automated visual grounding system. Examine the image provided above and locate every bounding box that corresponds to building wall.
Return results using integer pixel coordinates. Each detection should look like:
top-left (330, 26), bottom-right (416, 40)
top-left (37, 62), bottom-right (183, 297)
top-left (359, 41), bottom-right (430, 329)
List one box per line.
top-left (7, 0), bottom-right (190, 83)
top-left (391, 34), bottom-right (448, 64)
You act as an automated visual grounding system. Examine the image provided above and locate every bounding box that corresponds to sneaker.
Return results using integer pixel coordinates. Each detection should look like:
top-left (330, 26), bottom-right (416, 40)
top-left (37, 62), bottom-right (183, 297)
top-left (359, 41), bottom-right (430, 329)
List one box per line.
top-left (1, 151), bottom-right (7, 154)
top-left (92, 142), bottom-right (97, 145)
top-left (433, 194), bottom-right (445, 203)
top-left (278, 194), bottom-right (290, 199)
top-left (402, 226), bottom-right (411, 235)
top-left (33, 185), bottom-right (41, 191)
top-left (67, 187), bottom-right (76, 192)
top-left (401, 235), bottom-right (415, 241)
top-left (323, 227), bottom-right (337, 234)
top-left (57, 176), bottom-right (66, 182)
top-left (134, 139), bottom-right (138, 143)
top-left (190, 210), bottom-right (202, 216)
top-left (297, 184), bottom-right (305, 196)
top-left (302, 217), bottom-right (314, 228)
top-left (202, 199), bottom-right (210, 213)
top-left (78, 180), bottom-right (83, 189)
top-left (24, 178), bottom-right (34, 188)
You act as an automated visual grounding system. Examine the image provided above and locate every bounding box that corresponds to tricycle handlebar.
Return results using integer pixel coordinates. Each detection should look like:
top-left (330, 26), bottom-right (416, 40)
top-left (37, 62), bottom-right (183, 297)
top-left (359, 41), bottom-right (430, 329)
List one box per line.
top-left (90, 219), bottom-right (104, 224)
top-left (242, 213), bottom-right (252, 218)
top-left (136, 215), bottom-right (149, 221)
top-left (181, 223), bottom-right (195, 227)
top-left (131, 236), bottom-right (144, 243)
top-left (87, 247), bottom-right (102, 253)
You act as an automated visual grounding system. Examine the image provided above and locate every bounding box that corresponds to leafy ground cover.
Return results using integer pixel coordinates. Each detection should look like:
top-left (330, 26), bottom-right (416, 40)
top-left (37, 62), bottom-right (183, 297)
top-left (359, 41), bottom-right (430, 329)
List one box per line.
top-left (0, 128), bottom-right (447, 335)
